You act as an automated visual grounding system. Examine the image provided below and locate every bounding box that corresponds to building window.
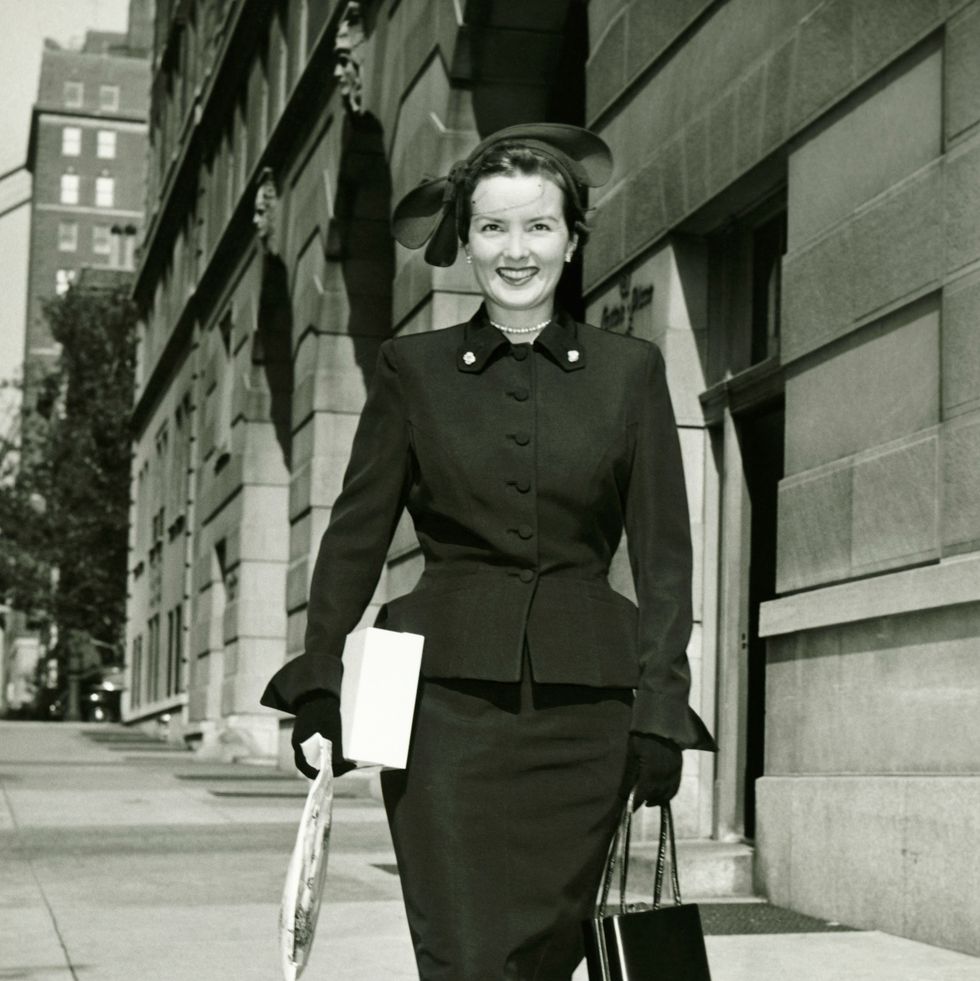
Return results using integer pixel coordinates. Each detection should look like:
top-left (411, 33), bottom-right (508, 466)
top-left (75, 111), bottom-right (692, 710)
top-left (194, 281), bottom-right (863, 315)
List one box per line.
top-left (93, 224), bottom-right (112, 254)
top-left (99, 84), bottom-right (120, 111)
top-left (147, 614), bottom-right (160, 702)
top-left (217, 312), bottom-right (234, 463)
top-left (173, 602), bottom-right (184, 694)
top-left (131, 635), bottom-right (143, 709)
top-left (750, 211), bottom-right (787, 364)
top-left (96, 130), bottom-right (117, 159)
top-left (61, 126), bottom-right (81, 156)
top-left (307, 0), bottom-right (331, 56)
top-left (166, 609), bottom-right (175, 698)
top-left (58, 221), bottom-right (78, 251)
top-left (166, 603), bottom-right (185, 697)
top-left (60, 173), bottom-right (79, 205)
top-left (95, 176), bottom-right (115, 208)
top-left (117, 225), bottom-right (137, 270)
top-left (64, 81), bottom-right (83, 107)
top-left (55, 269), bottom-right (76, 295)
top-left (708, 197), bottom-right (787, 372)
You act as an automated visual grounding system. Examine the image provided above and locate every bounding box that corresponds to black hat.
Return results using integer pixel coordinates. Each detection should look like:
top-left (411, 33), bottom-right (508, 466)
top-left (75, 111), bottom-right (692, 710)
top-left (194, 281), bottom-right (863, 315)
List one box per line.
top-left (392, 123), bottom-right (613, 267)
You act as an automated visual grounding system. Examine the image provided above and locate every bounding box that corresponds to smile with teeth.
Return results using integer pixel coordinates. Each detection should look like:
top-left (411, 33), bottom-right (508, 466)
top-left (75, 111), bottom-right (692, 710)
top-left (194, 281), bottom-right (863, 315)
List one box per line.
top-left (497, 267), bottom-right (538, 285)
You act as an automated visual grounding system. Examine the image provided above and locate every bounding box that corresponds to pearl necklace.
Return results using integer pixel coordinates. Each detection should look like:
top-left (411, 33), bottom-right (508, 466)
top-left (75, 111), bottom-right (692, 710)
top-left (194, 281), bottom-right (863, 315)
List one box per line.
top-left (489, 317), bottom-right (551, 334)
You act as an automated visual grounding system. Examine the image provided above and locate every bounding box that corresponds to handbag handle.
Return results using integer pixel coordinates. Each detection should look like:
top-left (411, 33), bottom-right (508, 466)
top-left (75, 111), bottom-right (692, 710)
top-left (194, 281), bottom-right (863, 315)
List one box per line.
top-left (595, 792), bottom-right (683, 917)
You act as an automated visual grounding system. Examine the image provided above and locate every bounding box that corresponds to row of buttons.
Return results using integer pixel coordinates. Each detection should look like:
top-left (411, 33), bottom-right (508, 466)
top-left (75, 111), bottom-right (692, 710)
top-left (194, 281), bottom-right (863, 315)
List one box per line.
top-left (509, 347), bottom-right (534, 584)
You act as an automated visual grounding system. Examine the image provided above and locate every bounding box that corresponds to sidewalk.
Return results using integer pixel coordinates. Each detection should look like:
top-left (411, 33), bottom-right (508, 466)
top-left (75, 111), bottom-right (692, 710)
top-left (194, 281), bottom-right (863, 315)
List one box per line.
top-left (1, 720), bottom-right (978, 981)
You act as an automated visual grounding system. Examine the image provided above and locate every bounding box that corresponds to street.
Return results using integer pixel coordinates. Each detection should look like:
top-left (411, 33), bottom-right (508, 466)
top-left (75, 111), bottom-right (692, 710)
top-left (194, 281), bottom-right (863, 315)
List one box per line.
top-left (1, 720), bottom-right (978, 981)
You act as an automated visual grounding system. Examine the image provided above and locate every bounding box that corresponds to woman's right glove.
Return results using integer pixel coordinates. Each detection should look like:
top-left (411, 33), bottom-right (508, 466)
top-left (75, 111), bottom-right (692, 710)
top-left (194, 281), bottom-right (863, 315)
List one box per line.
top-left (291, 692), bottom-right (357, 780)
top-left (626, 732), bottom-right (683, 809)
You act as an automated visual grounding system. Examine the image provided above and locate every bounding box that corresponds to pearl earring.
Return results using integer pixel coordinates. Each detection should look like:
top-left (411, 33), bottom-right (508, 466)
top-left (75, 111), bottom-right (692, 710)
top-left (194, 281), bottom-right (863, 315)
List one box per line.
top-left (465, 253), bottom-right (472, 264)
top-left (565, 251), bottom-right (574, 263)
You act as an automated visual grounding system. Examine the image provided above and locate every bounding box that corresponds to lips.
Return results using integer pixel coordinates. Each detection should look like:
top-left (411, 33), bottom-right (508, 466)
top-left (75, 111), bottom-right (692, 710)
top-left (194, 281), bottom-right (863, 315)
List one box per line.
top-left (497, 267), bottom-right (538, 286)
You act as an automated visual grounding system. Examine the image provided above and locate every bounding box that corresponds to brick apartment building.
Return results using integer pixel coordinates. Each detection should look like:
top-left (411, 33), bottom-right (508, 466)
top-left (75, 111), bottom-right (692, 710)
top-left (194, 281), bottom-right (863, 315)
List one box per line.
top-left (128, 0), bottom-right (980, 954)
top-left (23, 14), bottom-right (150, 397)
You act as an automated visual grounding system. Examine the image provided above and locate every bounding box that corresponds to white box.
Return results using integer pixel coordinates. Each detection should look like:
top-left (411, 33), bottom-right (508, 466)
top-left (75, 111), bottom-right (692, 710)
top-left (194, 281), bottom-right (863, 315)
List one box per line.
top-left (339, 627), bottom-right (424, 769)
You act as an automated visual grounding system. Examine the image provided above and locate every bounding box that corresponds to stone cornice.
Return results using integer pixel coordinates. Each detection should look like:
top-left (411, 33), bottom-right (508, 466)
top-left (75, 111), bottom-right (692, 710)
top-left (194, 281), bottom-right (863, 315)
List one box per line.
top-left (759, 554), bottom-right (980, 637)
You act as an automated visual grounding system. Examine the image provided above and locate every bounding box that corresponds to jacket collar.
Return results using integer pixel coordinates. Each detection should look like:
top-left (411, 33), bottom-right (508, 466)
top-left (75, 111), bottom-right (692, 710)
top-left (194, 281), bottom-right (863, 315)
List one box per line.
top-left (456, 304), bottom-right (587, 373)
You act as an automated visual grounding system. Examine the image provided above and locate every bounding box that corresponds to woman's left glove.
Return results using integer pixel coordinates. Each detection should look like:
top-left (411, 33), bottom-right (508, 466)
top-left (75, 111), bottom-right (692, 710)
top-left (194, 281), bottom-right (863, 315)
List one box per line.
top-left (626, 732), bottom-right (683, 809)
top-left (291, 692), bottom-right (357, 780)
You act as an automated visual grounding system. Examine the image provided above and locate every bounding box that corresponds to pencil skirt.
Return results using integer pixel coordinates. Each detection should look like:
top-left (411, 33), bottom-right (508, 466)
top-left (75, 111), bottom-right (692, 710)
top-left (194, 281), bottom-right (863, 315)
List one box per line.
top-left (380, 669), bottom-right (633, 981)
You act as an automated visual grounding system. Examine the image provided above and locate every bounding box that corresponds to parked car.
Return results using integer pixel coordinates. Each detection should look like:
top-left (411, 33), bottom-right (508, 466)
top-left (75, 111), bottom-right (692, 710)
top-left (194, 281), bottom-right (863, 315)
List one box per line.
top-left (30, 662), bottom-right (125, 722)
top-left (82, 666), bottom-right (125, 722)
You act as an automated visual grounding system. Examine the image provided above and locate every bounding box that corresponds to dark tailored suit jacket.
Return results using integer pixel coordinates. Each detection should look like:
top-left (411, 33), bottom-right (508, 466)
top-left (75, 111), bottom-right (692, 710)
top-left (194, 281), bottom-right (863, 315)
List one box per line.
top-left (261, 304), bottom-right (714, 749)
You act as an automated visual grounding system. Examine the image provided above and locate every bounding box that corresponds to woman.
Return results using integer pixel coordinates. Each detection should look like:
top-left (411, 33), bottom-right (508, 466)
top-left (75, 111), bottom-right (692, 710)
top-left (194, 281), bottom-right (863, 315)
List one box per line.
top-left (261, 123), bottom-right (715, 980)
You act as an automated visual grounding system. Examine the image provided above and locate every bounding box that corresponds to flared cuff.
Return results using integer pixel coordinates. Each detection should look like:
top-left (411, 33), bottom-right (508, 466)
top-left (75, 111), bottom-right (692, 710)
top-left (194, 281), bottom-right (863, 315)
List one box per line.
top-left (630, 690), bottom-right (718, 751)
top-left (258, 653), bottom-right (344, 716)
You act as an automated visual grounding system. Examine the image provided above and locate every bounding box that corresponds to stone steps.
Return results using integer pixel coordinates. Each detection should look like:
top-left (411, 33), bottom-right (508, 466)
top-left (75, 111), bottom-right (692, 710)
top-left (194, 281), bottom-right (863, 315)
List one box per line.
top-left (626, 839), bottom-right (756, 900)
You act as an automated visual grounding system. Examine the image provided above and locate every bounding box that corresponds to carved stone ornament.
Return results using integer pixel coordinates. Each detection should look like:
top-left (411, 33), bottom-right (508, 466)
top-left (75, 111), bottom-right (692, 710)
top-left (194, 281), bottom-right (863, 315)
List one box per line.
top-left (334, 2), bottom-right (366, 115)
top-left (253, 167), bottom-right (279, 254)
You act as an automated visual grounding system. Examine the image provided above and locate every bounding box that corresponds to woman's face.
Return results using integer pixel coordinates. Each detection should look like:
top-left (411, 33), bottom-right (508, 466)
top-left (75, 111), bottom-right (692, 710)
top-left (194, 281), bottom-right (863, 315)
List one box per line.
top-left (465, 173), bottom-right (576, 325)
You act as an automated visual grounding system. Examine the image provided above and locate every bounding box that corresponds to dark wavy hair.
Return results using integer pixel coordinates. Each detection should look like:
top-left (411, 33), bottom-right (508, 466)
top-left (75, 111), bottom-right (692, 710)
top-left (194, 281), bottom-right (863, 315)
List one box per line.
top-left (456, 142), bottom-right (592, 249)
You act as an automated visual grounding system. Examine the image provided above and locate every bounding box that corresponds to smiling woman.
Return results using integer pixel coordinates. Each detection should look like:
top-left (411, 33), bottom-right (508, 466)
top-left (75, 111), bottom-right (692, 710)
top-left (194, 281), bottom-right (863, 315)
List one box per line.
top-left (261, 123), bottom-right (716, 981)
top-left (464, 172), bottom-right (576, 335)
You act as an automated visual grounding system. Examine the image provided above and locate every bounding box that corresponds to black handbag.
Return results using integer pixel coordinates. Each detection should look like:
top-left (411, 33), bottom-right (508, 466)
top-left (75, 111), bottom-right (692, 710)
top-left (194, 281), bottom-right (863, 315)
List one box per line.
top-left (583, 793), bottom-right (712, 980)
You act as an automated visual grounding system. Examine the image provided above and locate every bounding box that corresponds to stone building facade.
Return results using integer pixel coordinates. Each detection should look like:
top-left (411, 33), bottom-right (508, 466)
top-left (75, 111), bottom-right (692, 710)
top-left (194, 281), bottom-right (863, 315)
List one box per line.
top-left (127, 0), bottom-right (979, 953)
top-left (583, 0), bottom-right (980, 955)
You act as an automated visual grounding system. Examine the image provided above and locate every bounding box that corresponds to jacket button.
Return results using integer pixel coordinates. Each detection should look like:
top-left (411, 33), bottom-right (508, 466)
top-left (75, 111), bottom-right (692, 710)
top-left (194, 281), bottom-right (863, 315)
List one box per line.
top-left (519, 569), bottom-right (535, 583)
top-left (511, 346), bottom-right (529, 361)
top-left (516, 479), bottom-right (531, 493)
top-left (517, 524), bottom-right (534, 539)
top-left (513, 432), bottom-right (530, 446)
top-left (510, 387), bottom-right (529, 401)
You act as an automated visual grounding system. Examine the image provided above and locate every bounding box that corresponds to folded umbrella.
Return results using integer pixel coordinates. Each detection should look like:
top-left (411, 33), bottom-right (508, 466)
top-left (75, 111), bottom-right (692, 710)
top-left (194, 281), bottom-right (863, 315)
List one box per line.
top-left (279, 734), bottom-right (334, 981)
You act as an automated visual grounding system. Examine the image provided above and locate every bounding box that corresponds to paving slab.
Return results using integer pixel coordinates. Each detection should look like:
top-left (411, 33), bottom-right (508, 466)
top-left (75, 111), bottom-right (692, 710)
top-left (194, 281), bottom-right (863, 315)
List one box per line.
top-left (704, 932), bottom-right (980, 981)
top-left (1, 721), bottom-right (978, 981)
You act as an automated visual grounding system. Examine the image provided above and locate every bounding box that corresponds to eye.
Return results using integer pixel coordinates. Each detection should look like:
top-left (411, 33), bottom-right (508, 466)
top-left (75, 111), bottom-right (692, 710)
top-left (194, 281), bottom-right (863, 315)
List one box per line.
top-left (531, 222), bottom-right (554, 232)
top-left (478, 221), bottom-right (502, 233)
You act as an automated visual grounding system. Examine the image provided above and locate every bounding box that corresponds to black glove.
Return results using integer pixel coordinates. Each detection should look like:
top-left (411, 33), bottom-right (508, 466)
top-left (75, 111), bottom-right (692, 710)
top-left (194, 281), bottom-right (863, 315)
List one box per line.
top-left (626, 732), bottom-right (683, 810)
top-left (291, 692), bottom-right (357, 780)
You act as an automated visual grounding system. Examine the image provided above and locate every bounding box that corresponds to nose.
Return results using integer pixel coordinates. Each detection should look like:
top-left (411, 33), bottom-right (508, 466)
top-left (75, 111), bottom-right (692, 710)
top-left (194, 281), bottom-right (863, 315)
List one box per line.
top-left (503, 228), bottom-right (528, 261)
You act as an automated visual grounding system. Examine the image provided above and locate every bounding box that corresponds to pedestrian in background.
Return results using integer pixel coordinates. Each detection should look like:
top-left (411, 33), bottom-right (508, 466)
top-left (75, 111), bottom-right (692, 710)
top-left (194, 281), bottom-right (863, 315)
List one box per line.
top-left (261, 123), bottom-right (716, 980)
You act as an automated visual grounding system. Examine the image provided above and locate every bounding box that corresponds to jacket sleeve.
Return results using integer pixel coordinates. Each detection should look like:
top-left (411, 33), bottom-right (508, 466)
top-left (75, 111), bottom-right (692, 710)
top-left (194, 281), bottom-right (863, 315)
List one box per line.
top-left (625, 343), bottom-right (716, 750)
top-left (259, 338), bottom-right (412, 715)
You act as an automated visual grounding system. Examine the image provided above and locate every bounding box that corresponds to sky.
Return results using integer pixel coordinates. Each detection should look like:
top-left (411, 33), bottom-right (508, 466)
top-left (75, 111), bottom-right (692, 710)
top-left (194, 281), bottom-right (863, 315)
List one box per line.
top-left (0, 0), bottom-right (131, 433)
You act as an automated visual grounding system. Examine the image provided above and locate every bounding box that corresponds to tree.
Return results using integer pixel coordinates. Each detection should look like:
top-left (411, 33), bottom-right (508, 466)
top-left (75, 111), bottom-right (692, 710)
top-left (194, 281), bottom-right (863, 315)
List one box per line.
top-left (0, 283), bottom-right (137, 667)
top-left (42, 283), bottom-right (137, 657)
top-left (0, 373), bottom-right (59, 624)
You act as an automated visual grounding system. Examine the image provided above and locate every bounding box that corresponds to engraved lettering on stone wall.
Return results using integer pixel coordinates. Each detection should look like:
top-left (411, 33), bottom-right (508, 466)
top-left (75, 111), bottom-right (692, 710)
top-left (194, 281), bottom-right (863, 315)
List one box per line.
top-left (600, 272), bottom-right (654, 334)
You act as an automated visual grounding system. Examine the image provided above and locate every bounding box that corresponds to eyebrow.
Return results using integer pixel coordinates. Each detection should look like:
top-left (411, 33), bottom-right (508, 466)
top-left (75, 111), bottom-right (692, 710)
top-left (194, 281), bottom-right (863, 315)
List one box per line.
top-left (472, 213), bottom-right (561, 222)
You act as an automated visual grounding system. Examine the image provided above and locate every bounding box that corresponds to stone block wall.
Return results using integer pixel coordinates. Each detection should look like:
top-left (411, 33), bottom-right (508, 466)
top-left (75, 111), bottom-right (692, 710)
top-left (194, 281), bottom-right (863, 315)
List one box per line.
top-left (757, 603), bottom-right (980, 953)
top-left (585, 0), bottom-right (964, 293)
top-left (755, 0), bottom-right (980, 954)
top-left (584, 0), bottom-right (980, 950)
top-left (183, 250), bottom-right (290, 757)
